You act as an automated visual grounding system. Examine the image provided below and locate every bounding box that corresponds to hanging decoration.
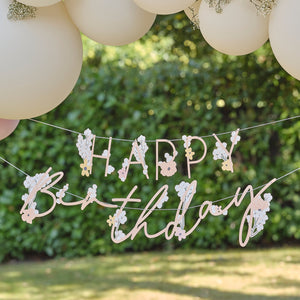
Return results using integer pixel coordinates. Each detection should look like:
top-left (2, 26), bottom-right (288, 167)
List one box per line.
top-left (19, 166), bottom-right (279, 247)
top-left (64, 0), bottom-right (156, 46)
top-left (0, 0), bottom-right (83, 119)
top-left (1, 116), bottom-right (300, 246)
top-left (269, 0), bottom-right (300, 81)
top-left (198, 0), bottom-right (269, 56)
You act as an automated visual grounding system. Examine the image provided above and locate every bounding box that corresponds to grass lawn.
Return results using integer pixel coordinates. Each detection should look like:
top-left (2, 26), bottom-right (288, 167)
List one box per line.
top-left (0, 247), bottom-right (299, 300)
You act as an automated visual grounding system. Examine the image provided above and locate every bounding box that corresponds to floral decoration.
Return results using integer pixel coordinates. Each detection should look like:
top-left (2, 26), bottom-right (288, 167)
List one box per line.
top-left (157, 192), bottom-right (169, 209)
top-left (174, 227), bottom-right (187, 241)
top-left (158, 152), bottom-right (178, 177)
top-left (106, 215), bottom-right (116, 227)
top-left (185, 147), bottom-right (195, 160)
top-left (213, 130), bottom-right (240, 172)
top-left (56, 184), bottom-right (69, 204)
top-left (113, 209), bottom-right (127, 227)
top-left (21, 207), bottom-right (38, 224)
top-left (247, 193), bottom-right (273, 238)
top-left (115, 230), bottom-right (126, 241)
top-left (76, 129), bottom-right (94, 176)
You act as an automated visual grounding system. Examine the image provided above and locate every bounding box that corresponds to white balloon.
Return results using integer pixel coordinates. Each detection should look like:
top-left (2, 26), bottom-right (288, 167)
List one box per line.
top-left (184, 0), bottom-right (201, 28)
top-left (17, 0), bottom-right (61, 7)
top-left (269, 0), bottom-right (300, 80)
top-left (64, 0), bottom-right (156, 46)
top-left (0, 1), bottom-right (83, 119)
top-left (198, 0), bottom-right (269, 56)
top-left (134, 0), bottom-right (195, 14)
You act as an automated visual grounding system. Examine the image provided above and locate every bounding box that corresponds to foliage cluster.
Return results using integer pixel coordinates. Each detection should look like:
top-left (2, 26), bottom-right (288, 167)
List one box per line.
top-left (0, 14), bottom-right (299, 261)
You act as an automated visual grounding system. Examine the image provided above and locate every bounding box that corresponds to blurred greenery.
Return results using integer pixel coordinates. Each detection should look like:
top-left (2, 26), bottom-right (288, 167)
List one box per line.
top-left (0, 13), bottom-right (299, 262)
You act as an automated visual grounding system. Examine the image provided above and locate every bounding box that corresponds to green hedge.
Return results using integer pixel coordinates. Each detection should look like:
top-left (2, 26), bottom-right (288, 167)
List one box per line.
top-left (0, 14), bottom-right (299, 261)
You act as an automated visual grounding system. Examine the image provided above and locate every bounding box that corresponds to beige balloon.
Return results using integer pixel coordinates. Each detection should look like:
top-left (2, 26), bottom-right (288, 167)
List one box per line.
top-left (0, 1), bottom-right (83, 119)
top-left (198, 0), bottom-right (269, 56)
top-left (64, 0), bottom-right (156, 46)
top-left (134, 0), bottom-right (195, 14)
top-left (269, 0), bottom-right (300, 80)
top-left (17, 0), bottom-right (61, 7)
top-left (184, 0), bottom-right (201, 28)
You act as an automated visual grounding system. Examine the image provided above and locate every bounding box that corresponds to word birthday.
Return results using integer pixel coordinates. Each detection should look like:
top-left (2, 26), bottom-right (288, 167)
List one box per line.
top-left (20, 167), bottom-right (276, 247)
top-left (76, 129), bottom-right (241, 180)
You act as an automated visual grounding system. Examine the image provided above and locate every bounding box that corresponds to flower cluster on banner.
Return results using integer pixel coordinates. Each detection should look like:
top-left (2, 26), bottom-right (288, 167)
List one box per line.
top-left (76, 129), bottom-right (240, 180)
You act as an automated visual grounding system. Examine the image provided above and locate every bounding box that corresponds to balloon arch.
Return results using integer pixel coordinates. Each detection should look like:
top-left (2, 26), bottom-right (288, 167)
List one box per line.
top-left (0, 0), bottom-right (298, 139)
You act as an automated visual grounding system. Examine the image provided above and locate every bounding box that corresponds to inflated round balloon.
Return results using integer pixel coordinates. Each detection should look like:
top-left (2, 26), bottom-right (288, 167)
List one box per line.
top-left (184, 0), bottom-right (201, 28)
top-left (64, 0), bottom-right (156, 46)
top-left (198, 0), bottom-right (269, 55)
top-left (134, 0), bottom-right (195, 14)
top-left (17, 0), bottom-right (61, 7)
top-left (269, 0), bottom-right (300, 80)
top-left (0, 1), bottom-right (82, 119)
top-left (0, 119), bottom-right (19, 141)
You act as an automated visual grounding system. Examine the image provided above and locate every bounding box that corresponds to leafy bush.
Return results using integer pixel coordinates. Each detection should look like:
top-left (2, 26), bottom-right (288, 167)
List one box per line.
top-left (0, 14), bottom-right (299, 262)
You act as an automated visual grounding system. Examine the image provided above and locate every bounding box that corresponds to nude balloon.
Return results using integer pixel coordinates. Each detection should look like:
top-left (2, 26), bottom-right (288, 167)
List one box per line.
top-left (64, 0), bottom-right (156, 46)
top-left (0, 1), bottom-right (83, 119)
top-left (0, 119), bottom-right (19, 141)
top-left (269, 0), bottom-right (300, 80)
top-left (198, 0), bottom-right (269, 55)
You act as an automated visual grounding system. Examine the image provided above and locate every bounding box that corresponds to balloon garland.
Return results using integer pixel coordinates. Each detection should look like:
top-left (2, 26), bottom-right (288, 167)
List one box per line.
top-left (0, 0), bottom-right (299, 138)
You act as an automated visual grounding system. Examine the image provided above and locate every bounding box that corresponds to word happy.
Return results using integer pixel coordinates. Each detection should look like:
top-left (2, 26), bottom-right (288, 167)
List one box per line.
top-left (76, 128), bottom-right (241, 180)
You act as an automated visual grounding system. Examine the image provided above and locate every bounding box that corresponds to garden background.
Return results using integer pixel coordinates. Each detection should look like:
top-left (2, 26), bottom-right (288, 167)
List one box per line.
top-left (0, 13), bottom-right (299, 263)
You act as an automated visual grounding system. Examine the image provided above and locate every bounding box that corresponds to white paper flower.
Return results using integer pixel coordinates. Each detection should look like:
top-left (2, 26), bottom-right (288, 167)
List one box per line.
top-left (114, 209), bottom-right (127, 226)
top-left (164, 153), bottom-right (173, 163)
top-left (76, 128), bottom-right (95, 165)
top-left (24, 173), bottom-right (51, 193)
top-left (264, 193), bottom-right (273, 202)
top-left (247, 194), bottom-right (273, 238)
top-left (101, 150), bottom-right (108, 157)
top-left (107, 165), bottom-right (115, 175)
top-left (157, 192), bottom-right (169, 209)
top-left (182, 135), bottom-right (192, 148)
top-left (230, 130), bottom-right (241, 145)
top-left (87, 184), bottom-right (97, 199)
top-left (56, 184), bottom-right (69, 204)
top-left (122, 158), bottom-right (129, 168)
top-left (115, 230), bottom-right (125, 241)
top-left (213, 142), bottom-right (228, 161)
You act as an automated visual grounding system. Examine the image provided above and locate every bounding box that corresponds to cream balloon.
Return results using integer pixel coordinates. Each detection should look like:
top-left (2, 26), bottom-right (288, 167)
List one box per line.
top-left (184, 0), bottom-right (201, 28)
top-left (0, 1), bottom-right (83, 119)
top-left (17, 0), bottom-right (60, 7)
top-left (0, 119), bottom-right (19, 141)
top-left (198, 0), bottom-right (269, 56)
top-left (134, 0), bottom-right (195, 14)
top-left (64, 0), bottom-right (156, 46)
top-left (269, 0), bottom-right (300, 80)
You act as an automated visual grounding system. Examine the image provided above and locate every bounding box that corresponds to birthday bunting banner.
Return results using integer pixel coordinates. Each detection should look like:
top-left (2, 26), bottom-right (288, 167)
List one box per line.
top-left (1, 115), bottom-right (299, 248)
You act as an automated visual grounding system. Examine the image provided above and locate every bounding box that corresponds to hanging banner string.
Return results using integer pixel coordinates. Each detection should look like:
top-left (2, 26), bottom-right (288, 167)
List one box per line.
top-left (28, 115), bottom-right (300, 142)
top-left (0, 155), bottom-right (299, 211)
